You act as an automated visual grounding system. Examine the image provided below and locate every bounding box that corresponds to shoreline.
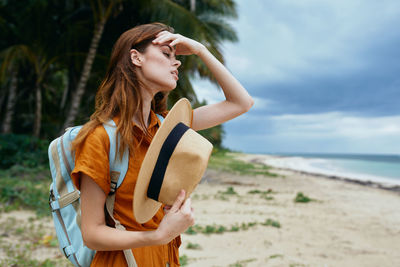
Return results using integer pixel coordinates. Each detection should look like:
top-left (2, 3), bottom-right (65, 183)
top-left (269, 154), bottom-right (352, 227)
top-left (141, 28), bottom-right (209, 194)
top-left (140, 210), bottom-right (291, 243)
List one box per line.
top-left (179, 155), bottom-right (400, 266)
top-left (238, 153), bottom-right (400, 193)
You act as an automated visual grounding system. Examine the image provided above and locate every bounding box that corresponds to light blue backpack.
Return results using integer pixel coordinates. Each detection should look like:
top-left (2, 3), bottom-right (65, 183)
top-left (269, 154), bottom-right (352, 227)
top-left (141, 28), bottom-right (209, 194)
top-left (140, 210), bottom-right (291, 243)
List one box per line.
top-left (48, 116), bottom-right (164, 267)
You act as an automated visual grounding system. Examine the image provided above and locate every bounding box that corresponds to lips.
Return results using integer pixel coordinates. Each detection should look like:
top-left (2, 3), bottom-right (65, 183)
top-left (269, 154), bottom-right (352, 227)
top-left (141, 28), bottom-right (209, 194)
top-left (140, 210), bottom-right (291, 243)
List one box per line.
top-left (171, 70), bottom-right (179, 81)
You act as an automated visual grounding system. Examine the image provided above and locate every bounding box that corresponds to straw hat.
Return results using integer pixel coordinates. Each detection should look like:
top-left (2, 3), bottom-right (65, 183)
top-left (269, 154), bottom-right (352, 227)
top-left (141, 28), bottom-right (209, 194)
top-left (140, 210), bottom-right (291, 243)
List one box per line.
top-left (133, 98), bottom-right (213, 223)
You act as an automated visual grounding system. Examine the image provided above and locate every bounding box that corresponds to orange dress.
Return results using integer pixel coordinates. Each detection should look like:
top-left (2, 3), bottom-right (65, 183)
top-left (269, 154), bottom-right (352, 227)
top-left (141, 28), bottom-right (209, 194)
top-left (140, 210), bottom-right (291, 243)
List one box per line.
top-left (71, 109), bottom-right (192, 267)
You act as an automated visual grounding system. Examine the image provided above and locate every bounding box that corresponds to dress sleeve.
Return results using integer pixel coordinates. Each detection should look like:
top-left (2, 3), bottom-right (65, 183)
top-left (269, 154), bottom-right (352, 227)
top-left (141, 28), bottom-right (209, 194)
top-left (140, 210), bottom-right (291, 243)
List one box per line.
top-left (71, 126), bottom-right (111, 195)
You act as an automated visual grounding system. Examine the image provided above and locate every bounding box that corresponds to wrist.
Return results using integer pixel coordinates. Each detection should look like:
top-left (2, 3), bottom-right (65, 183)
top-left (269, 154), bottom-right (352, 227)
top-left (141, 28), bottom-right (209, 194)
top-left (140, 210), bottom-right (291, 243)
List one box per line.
top-left (153, 229), bottom-right (168, 245)
top-left (196, 44), bottom-right (207, 57)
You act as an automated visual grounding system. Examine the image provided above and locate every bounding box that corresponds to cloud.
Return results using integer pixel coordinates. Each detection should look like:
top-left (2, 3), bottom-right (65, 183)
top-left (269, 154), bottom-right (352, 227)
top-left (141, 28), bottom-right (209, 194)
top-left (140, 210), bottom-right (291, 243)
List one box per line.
top-left (252, 96), bottom-right (273, 111)
top-left (268, 113), bottom-right (400, 138)
top-left (225, 0), bottom-right (400, 83)
top-left (222, 112), bottom-right (400, 154)
top-left (191, 0), bottom-right (400, 154)
top-left (191, 78), bottom-right (224, 104)
top-left (248, 70), bottom-right (400, 116)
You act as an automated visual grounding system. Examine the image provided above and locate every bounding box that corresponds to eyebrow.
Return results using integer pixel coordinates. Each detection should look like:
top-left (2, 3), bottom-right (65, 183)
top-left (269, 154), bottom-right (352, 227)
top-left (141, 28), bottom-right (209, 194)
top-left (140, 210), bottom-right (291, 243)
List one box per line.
top-left (161, 44), bottom-right (176, 55)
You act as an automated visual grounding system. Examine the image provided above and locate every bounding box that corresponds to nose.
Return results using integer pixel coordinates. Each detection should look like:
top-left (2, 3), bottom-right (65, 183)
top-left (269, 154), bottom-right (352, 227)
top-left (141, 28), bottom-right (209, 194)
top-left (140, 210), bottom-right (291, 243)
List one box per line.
top-left (173, 58), bottom-right (181, 68)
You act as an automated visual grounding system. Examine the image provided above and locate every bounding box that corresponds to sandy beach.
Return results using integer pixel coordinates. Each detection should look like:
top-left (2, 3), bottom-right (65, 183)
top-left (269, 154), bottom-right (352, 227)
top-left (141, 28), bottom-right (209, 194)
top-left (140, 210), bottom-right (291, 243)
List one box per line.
top-left (179, 153), bottom-right (400, 266)
top-left (1, 152), bottom-right (399, 266)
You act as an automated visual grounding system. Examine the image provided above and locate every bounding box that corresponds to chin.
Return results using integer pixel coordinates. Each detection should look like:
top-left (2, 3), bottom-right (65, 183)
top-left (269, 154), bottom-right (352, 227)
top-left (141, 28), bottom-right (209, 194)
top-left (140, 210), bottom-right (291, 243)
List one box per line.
top-left (164, 82), bottom-right (177, 91)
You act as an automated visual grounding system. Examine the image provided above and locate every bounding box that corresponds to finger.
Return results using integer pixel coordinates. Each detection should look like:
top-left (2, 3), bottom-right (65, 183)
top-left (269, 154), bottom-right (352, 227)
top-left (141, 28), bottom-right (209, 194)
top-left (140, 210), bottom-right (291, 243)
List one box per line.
top-left (170, 190), bottom-right (185, 213)
top-left (154, 36), bottom-right (174, 45)
top-left (153, 33), bottom-right (177, 45)
top-left (155, 31), bottom-right (169, 37)
top-left (180, 197), bottom-right (192, 214)
top-left (153, 32), bottom-right (170, 42)
top-left (169, 39), bottom-right (179, 47)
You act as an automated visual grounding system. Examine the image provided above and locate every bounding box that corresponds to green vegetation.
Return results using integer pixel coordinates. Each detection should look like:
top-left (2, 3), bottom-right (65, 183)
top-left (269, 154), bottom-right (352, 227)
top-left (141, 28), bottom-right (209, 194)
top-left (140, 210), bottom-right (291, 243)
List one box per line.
top-left (228, 258), bottom-right (257, 267)
top-left (0, 250), bottom-right (59, 267)
top-left (1, 1), bottom-right (238, 144)
top-left (185, 219), bottom-right (281, 235)
top-left (0, 165), bottom-right (50, 216)
top-left (247, 189), bottom-right (275, 200)
top-left (0, 215), bottom-right (69, 267)
top-left (208, 150), bottom-right (278, 177)
top-left (269, 254), bottom-right (284, 259)
top-left (219, 186), bottom-right (238, 195)
top-left (179, 254), bottom-right (189, 266)
top-left (261, 219), bottom-right (281, 228)
top-left (0, 134), bottom-right (49, 169)
top-left (213, 186), bottom-right (239, 201)
top-left (186, 242), bottom-right (202, 250)
top-left (294, 192), bottom-right (314, 203)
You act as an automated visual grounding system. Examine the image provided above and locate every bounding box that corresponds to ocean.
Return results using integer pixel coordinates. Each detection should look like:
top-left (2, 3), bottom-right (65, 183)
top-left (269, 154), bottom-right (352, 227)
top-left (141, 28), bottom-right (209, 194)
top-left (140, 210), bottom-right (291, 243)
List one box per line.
top-left (263, 153), bottom-right (400, 185)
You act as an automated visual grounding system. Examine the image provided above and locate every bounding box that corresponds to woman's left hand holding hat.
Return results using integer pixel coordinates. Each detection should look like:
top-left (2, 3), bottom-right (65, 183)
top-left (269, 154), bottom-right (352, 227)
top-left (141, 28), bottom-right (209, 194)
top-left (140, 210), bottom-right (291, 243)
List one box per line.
top-left (155, 190), bottom-right (195, 244)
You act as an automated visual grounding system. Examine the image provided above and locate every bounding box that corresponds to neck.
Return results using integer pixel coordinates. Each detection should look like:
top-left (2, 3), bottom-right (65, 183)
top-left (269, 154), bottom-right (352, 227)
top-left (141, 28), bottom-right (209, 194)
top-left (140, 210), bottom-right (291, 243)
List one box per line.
top-left (133, 86), bottom-right (156, 129)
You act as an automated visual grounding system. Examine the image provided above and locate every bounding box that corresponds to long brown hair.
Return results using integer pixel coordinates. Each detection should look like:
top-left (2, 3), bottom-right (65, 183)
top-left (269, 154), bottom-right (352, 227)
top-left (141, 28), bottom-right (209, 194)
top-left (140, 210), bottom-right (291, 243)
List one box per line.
top-left (71, 22), bottom-right (174, 157)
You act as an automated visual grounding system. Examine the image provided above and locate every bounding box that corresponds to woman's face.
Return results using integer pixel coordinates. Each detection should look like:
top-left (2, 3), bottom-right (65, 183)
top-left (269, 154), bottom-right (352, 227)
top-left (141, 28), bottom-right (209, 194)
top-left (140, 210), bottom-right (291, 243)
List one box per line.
top-left (133, 43), bottom-right (181, 93)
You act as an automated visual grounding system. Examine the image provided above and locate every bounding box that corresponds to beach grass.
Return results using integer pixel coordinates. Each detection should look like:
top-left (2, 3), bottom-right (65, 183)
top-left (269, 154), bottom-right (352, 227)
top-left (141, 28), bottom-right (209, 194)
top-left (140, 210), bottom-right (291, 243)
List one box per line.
top-left (185, 219), bottom-right (281, 235)
top-left (186, 242), bottom-right (202, 250)
top-left (0, 165), bottom-right (50, 216)
top-left (247, 189), bottom-right (275, 200)
top-left (208, 151), bottom-right (278, 177)
top-left (0, 214), bottom-right (69, 267)
top-left (294, 192), bottom-right (314, 203)
top-left (228, 258), bottom-right (257, 267)
top-left (179, 254), bottom-right (189, 266)
top-left (261, 219), bottom-right (281, 228)
top-left (219, 186), bottom-right (238, 195)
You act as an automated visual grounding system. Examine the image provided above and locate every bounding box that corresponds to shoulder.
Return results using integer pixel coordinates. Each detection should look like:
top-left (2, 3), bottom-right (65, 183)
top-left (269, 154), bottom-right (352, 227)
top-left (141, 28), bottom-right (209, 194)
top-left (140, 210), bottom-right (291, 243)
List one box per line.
top-left (88, 124), bottom-right (110, 145)
top-left (78, 123), bottom-right (110, 154)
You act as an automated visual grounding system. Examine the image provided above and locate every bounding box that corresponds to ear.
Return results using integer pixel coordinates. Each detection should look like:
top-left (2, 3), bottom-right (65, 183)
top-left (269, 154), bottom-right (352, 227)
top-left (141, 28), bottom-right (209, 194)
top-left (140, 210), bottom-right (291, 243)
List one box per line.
top-left (130, 49), bottom-right (143, 67)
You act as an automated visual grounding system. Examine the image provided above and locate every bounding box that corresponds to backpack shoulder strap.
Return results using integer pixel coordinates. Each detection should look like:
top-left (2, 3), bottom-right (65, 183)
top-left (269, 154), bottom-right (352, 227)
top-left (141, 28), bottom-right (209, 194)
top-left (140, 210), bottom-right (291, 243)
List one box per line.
top-left (102, 120), bottom-right (138, 267)
top-left (156, 113), bottom-right (165, 124)
top-left (103, 114), bottom-right (164, 190)
top-left (102, 120), bottom-right (129, 193)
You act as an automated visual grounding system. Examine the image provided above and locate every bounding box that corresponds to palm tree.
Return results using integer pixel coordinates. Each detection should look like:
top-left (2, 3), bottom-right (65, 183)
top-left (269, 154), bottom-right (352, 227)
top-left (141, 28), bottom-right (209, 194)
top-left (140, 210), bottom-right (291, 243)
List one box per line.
top-left (1, 0), bottom-right (239, 142)
top-left (0, 1), bottom-right (63, 136)
top-left (62, 0), bottom-right (124, 131)
top-left (0, 47), bottom-right (21, 133)
top-left (62, 0), bottom-right (239, 127)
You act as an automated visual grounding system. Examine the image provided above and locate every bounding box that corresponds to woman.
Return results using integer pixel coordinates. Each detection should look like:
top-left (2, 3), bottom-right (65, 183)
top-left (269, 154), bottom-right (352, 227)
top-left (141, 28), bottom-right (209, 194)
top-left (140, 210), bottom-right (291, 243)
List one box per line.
top-left (71, 22), bottom-right (253, 266)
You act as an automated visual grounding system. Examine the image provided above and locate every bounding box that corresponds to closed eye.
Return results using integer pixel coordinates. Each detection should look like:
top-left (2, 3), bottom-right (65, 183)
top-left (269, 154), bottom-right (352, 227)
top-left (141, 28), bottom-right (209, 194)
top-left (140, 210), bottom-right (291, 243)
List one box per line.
top-left (163, 52), bottom-right (171, 58)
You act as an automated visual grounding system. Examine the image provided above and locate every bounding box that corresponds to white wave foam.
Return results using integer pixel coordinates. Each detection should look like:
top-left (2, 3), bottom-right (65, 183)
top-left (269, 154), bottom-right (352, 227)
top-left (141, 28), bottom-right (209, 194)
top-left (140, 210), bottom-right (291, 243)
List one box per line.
top-left (261, 156), bottom-right (400, 186)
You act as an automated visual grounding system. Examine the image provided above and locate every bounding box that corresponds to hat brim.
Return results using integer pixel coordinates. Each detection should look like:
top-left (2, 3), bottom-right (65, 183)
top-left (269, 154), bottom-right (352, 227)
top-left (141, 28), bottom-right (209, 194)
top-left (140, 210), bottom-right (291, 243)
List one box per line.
top-left (133, 98), bottom-right (192, 224)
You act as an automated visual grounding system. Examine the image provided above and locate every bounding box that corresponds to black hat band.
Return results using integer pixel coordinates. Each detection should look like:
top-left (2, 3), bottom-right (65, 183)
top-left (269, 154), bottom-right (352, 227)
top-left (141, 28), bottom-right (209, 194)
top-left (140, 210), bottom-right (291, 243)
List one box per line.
top-left (147, 122), bottom-right (190, 201)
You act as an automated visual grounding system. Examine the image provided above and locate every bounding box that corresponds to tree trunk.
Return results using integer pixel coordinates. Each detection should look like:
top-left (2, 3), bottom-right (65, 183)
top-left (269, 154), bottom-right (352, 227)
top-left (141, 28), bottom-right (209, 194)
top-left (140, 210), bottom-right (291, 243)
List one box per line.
top-left (61, 19), bottom-right (106, 131)
top-left (60, 72), bottom-right (69, 109)
top-left (190, 0), bottom-right (196, 12)
top-left (2, 70), bottom-right (18, 133)
top-left (33, 82), bottom-right (42, 137)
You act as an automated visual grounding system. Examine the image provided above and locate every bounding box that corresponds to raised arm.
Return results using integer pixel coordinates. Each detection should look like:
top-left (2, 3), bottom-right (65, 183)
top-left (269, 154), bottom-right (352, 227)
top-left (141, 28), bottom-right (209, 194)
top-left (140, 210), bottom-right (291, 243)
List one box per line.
top-left (191, 47), bottom-right (254, 131)
top-left (152, 32), bottom-right (254, 131)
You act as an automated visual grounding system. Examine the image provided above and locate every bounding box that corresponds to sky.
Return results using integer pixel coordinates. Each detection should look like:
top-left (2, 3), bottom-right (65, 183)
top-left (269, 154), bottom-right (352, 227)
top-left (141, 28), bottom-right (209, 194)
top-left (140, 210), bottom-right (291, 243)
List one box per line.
top-left (192, 0), bottom-right (400, 155)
